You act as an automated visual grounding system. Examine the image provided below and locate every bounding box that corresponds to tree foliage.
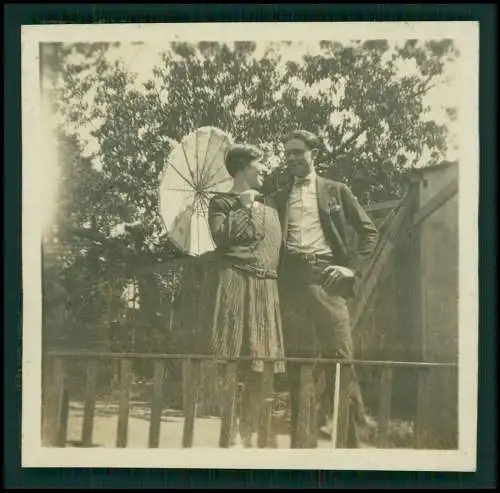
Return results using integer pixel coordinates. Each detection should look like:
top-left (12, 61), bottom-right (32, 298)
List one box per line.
top-left (43, 39), bottom-right (458, 350)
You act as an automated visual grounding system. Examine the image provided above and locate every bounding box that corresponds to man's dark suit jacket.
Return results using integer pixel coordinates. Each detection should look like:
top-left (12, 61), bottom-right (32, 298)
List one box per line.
top-left (261, 166), bottom-right (379, 277)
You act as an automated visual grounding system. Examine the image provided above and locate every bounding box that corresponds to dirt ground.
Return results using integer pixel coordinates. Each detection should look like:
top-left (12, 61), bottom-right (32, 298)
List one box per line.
top-left (65, 402), bottom-right (333, 449)
top-left (65, 399), bottom-right (415, 449)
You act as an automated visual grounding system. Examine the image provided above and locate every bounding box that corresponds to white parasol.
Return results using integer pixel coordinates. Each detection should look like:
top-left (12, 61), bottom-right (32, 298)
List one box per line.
top-left (158, 126), bottom-right (234, 256)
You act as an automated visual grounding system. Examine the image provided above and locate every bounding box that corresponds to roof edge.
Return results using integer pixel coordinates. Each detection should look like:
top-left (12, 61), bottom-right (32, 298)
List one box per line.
top-left (409, 160), bottom-right (458, 175)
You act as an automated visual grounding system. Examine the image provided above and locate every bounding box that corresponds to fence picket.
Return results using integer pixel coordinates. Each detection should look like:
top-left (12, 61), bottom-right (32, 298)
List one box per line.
top-left (296, 363), bottom-right (315, 448)
top-left (376, 367), bottom-right (393, 448)
top-left (116, 359), bottom-right (132, 448)
top-left (148, 360), bottom-right (165, 448)
top-left (81, 359), bottom-right (98, 447)
top-left (336, 364), bottom-right (351, 449)
top-left (40, 352), bottom-right (456, 450)
top-left (57, 388), bottom-right (70, 448)
top-left (415, 368), bottom-right (431, 449)
top-left (182, 359), bottom-right (201, 448)
top-left (331, 362), bottom-right (342, 448)
top-left (219, 362), bottom-right (238, 448)
top-left (257, 362), bottom-right (275, 448)
top-left (46, 357), bottom-right (68, 447)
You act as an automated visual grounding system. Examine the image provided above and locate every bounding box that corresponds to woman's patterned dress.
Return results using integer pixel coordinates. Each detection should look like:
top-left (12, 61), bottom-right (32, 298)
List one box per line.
top-left (202, 193), bottom-right (286, 374)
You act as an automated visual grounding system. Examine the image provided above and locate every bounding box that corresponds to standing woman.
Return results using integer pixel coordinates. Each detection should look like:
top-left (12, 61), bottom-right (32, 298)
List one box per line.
top-left (203, 144), bottom-right (285, 447)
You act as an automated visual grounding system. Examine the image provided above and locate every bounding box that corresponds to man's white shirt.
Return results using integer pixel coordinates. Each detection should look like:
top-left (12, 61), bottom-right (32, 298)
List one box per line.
top-left (286, 171), bottom-right (332, 256)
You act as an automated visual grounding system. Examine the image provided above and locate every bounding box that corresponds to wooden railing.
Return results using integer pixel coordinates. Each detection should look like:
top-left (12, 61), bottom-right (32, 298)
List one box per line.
top-left (42, 351), bottom-right (456, 450)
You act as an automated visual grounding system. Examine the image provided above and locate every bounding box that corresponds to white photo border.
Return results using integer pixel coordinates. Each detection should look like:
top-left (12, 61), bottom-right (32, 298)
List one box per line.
top-left (21, 21), bottom-right (479, 471)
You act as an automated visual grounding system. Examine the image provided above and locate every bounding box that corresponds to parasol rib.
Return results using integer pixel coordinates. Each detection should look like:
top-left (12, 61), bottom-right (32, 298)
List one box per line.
top-left (187, 192), bottom-right (199, 253)
top-left (199, 136), bottom-right (230, 189)
top-left (180, 140), bottom-right (199, 187)
top-left (198, 191), bottom-right (211, 207)
top-left (159, 127), bottom-right (234, 257)
top-left (201, 136), bottom-right (231, 188)
top-left (195, 130), bottom-right (200, 185)
top-left (161, 187), bottom-right (198, 193)
top-left (196, 202), bottom-right (201, 255)
top-left (205, 176), bottom-right (233, 190)
top-left (199, 130), bottom-right (225, 188)
top-left (202, 214), bottom-right (217, 250)
top-left (203, 160), bottom-right (231, 191)
top-left (169, 203), bottom-right (196, 252)
top-left (165, 159), bottom-right (197, 190)
top-left (199, 129), bottom-right (216, 181)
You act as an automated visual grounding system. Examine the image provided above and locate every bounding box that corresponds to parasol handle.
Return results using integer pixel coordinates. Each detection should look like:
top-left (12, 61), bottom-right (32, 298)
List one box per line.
top-left (207, 190), bottom-right (266, 201)
top-left (206, 191), bottom-right (241, 196)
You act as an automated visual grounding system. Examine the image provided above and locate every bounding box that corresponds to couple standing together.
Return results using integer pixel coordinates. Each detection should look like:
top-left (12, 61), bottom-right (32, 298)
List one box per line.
top-left (202, 129), bottom-right (378, 448)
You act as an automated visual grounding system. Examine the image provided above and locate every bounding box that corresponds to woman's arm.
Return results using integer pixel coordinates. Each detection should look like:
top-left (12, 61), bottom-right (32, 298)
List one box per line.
top-left (208, 197), bottom-right (264, 248)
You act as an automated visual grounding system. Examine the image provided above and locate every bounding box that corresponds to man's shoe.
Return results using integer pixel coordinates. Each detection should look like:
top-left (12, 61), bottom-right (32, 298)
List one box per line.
top-left (319, 421), bottom-right (333, 440)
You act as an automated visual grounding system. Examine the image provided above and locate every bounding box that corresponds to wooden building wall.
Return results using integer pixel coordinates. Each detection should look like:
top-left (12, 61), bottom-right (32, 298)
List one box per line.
top-left (354, 196), bottom-right (418, 423)
top-left (354, 162), bottom-right (459, 449)
top-left (412, 162), bottom-right (459, 449)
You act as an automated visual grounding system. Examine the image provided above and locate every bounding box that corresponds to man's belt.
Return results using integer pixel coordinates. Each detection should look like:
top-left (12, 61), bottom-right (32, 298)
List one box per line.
top-left (285, 249), bottom-right (336, 264)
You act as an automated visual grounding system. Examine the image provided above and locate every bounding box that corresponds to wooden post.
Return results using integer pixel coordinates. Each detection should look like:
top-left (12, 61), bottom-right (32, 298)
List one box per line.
top-left (415, 368), bottom-right (430, 449)
top-left (57, 387), bottom-right (70, 448)
top-left (198, 361), bottom-right (218, 418)
top-left (410, 182), bottom-right (428, 416)
top-left (309, 366), bottom-right (319, 449)
top-left (336, 364), bottom-right (351, 449)
top-left (41, 354), bottom-right (50, 446)
top-left (376, 367), bottom-right (393, 448)
top-left (289, 366), bottom-right (299, 449)
top-left (148, 360), bottom-right (165, 448)
top-left (45, 356), bottom-right (68, 447)
top-left (116, 359), bottom-right (132, 448)
top-left (232, 383), bottom-right (244, 445)
top-left (181, 359), bottom-right (189, 414)
top-left (81, 359), bottom-right (98, 447)
top-left (42, 356), bottom-right (54, 446)
top-left (182, 359), bottom-right (201, 448)
top-left (296, 363), bottom-right (315, 448)
top-left (219, 362), bottom-right (238, 448)
top-left (331, 362), bottom-right (341, 449)
top-left (257, 362), bottom-right (275, 448)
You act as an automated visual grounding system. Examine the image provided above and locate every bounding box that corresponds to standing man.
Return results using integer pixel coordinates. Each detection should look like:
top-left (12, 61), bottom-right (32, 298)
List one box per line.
top-left (260, 129), bottom-right (379, 447)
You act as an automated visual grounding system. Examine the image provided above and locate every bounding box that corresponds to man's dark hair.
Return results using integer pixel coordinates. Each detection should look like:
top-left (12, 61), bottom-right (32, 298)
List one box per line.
top-left (282, 129), bottom-right (322, 150)
top-left (224, 144), bottom-right (263, 177)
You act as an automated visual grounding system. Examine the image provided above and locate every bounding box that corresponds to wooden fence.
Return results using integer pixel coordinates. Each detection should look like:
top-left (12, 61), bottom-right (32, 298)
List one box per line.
top-left (41, 166), bottom-right (459, 450)
top-left (42, 351), bottom-right (456, 450)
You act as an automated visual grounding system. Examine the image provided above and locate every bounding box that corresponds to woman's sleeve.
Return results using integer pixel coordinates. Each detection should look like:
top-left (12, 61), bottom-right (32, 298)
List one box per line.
top-left (208, 197), bottom-right (265, 248)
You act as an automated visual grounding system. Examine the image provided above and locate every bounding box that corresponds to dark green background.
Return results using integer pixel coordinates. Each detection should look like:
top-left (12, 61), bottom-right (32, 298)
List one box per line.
top-left (4, 4), bottom-right (497, 489)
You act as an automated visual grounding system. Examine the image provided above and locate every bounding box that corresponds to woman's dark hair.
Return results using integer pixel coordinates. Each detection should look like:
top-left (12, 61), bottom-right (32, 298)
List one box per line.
top-left (224, 144), bottom-right (263, 177)
top-left (282, 129), bottom-right (322, 151)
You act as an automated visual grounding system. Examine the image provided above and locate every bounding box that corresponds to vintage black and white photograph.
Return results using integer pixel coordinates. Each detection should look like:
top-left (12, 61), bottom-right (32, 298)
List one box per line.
top-left (21, 22), bottom-right (478, 470)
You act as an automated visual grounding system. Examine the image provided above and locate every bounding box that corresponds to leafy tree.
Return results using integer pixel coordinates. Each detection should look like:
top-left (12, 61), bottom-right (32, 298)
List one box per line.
top-left (278, 39), bottom-right (458, 200)
top-left (44, 39), bottom-right (458, 353)
top-left (43, 43), bottom-right (181, 354)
